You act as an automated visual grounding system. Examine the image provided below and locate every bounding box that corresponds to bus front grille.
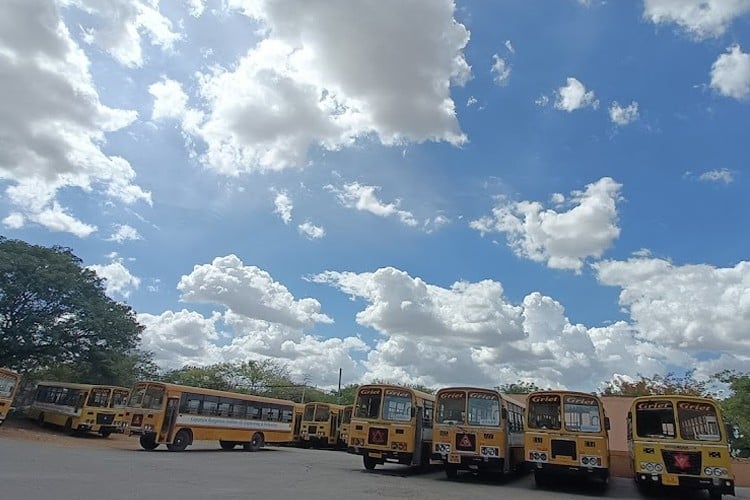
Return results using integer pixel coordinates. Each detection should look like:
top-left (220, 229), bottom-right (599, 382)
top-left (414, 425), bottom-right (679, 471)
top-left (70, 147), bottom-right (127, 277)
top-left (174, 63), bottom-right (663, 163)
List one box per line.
top-left (368, 427), bottom-right (388, 445)
top-left (308, 425), bottom-right (317, 434)
top-left (551, 439), bottom-right (577, 459)
top-left (661, 450), bottom-right (702, 475)
top-left (96, 413), bottom-right (114, 425)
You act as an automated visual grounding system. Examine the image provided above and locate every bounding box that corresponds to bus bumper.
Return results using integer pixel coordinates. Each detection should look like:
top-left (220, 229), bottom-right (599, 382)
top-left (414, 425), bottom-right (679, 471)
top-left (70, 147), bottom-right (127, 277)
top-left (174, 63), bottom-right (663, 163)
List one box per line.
top-left (636, 473), bottom-right (735, 495)
top-left (434, 453), bottom-right (504, 471)
top-left (350, 447), bottom-right (414, 465)
top-left (530, 462), bottom-right (609, 481)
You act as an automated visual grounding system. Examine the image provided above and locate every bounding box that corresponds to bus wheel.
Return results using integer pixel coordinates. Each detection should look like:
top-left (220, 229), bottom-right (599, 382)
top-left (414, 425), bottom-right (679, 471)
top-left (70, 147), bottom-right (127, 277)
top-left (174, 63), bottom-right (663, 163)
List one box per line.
top-left (219, 440), bottom-right (236, 450)
top-left (534, 470), bottom-right (549, 488)
top-left (445, 465), bottom-right (458, 479)
top-left (37, 413), bottom-right (45, 427)
top-left (63, 418), bottom-right (75, 436)
top-left (139, 434), bottom-right (159, 450)
top-left (167, 430), bottom-right (190, 452)
top-left (709, 489), bottom-right (722, 500)
top-left (363, 456), bottom-right (377, 470)
top-left (244, 433), bottom-right (264, 452)
top-left (100, 429), bottom-right (113, 438)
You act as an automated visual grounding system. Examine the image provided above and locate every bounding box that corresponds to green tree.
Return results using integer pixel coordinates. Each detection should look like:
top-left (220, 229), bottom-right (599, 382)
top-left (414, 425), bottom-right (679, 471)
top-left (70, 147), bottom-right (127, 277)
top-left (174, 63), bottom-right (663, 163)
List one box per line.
top-left (0, 237), bottom-right (145, 383)
top-left (497, 381), bottom-right (540, 394)
top-left (162, 364), bottom-right (233, 391)
top-left (600, 371), bottom-right (708, 397)
top-left (716, 371), bottom-right (750, 457)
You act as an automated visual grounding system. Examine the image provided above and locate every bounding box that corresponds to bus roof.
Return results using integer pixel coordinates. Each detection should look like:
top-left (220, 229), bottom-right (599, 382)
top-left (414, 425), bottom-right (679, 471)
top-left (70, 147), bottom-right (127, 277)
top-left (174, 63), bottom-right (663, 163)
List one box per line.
top-left (630, 394), bottom-right (720, 405)
top-left (526, 390), bottom-right (603, 402)
top-left (132, 380), bottom-right (297, 407)
top-left (357, 383), bottom-right (435, 401)
top-left (303, 401), bottom-right (346, 410)
top-left (0, 367), bottom-right (20, 378)
top-left (436, 386), bottom-right (526, 408)
top-left (36, 381), bottom-right (129, 391)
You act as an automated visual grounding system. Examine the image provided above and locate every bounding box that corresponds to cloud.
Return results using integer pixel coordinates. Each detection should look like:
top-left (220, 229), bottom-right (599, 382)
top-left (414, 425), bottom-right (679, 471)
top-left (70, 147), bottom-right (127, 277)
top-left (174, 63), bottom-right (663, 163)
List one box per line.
top-left (327, 182), bottom-right (418, 227)
top-left (553, 77), bottom-right (599, 112)
top-left (643, 0), bottom-right (750, 40)
top-left (699, 168), bottom-right (735, 183)
top-left (298, 221), bottom-right (325, 239)
top-left (177, 254), bottom-right (333, 328)
top-left (0, 0), bottom-right (150, 237)
top-left (470, 177), bottom-right (622, 272)
top-left (58, 0), bottom-right (181, 67)
top-left (609, 101), bottom-right (640, 126)
top-left (88, 258), bottom-right (141, 299)
top-left (593, 257), bottom-right (750, 354)
top-left (466, 96), bottom-right (478, 107)
top-left (504, 40), bottom-right (515, 54)
top-left (149, 78), bottom-right (190, 121)
top-left (107, 224), bottom-right (142, 243)
top-left (273, 190), bottom-right (293, 224)
top-left (156, 0), bottom-right (470, 174)
top-left (710, 44), bottom-right (750, 100)
top-left (491, 55), bottom-right (511, 85)
top-left (138, 309), bottom-right (223, 369)
top-left (535, 95), bottom-right (550, 107)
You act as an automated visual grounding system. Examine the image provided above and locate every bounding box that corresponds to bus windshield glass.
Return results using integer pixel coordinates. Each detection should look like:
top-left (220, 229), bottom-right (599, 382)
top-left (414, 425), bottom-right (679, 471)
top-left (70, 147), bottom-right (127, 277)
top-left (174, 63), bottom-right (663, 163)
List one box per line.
top-left (635, 400), bottom-right (676, 439)
top-left (110, 389), bottom-right (129, 408)
top-left (127, 384), bottom-right (164, 410)
top-left (342, 407), bottom-right (352, 424)
top-left (437, 391), bottom-right (466, 424)
top-left (355, 388), bottom-right (382, 419)
top-left (383, 389), bottom-right (412, 422)
top-left (87, 388), bottom-right (111, 407)
top-left (528, 394), bottom-right (561, 430)
top-left (468, 392), bottom-right (500, 427)
top-left (677, 401), bottom-right (721, 442)
top-left (0, 373), bottom-right (16, 398)
top-left (563, 395), bottom-right (601, 433)
top-left (127, 383), bottom-right (147, 407)
top-left (314, 405), bottom-right (330, 422)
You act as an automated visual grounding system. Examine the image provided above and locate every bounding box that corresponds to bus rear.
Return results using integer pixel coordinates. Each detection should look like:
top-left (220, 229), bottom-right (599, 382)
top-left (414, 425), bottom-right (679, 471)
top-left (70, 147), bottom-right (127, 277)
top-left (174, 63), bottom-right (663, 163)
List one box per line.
top-left (629, 396), bottom-right (735, 499)
top-left (300, 402), bottom-right (342, 448)
top-left (348, 385), bottom-right (433, 470)
top-left (525, 391), bottom-right (610, 488)
top-left (0, 368), bottom-right (20, 425)
top-left (339, 405), bottom-right (353, 446)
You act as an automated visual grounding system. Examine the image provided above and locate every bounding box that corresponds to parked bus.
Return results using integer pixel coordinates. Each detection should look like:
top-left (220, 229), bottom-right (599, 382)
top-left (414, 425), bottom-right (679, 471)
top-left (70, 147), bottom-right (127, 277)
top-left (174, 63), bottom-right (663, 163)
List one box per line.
top-left (432, 387), bottom-right (525, 479)
top-left (292, 403), bottom-right (304, 443)
top-left (124, 381), bottom-right (296, 452)
top-left (348, 384), bottom-right (435, 470)
top-left (339, 404), bottom-right (353, 446)
top-left (0, 368), bottom-right (21, 426)
top-left (628, 395), bottom-right (735, 500)
top-left (27, 381), bottom-right (130, 437)
top-left (300, 402), bottom-right (345, 448)
top-left (525, 391), bottom-right (610, 488)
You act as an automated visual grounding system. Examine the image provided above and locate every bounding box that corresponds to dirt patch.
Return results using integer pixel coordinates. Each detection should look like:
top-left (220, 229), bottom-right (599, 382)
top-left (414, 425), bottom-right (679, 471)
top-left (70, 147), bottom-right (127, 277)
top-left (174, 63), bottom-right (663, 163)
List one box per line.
top-left (0, 416), bottom-right (138, 450)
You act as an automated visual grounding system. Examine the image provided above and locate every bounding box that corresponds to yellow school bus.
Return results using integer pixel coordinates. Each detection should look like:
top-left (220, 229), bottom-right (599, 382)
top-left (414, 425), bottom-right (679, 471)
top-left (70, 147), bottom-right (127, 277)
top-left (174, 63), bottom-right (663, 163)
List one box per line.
top-left (348, 384), bottom-right (435, 470)
top-left (628, 395), bottom-right (735, 499)
top-left (292, 403), bottom-right (305, 443)
top-left (300, 402), bottom-right (345, 448)
top-left (525, 391), bottom-right (611, 488)
top-left (0, 368), bottom-right (21, 426)
top-left (432, 387), bottom-right (525, 479)
top-left (339, 404), bottom-right (353, 446)
top-left (27, 381), bottom-right (130, 437)
top-left (124, 381), bottom-right (296, 451)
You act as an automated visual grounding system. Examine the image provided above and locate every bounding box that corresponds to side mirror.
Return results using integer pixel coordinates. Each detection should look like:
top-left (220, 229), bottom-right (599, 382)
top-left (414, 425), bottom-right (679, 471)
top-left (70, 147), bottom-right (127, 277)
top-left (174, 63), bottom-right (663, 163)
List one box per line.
top-left (501, 408), bottom-right (508, 420)
top-left (604, 417), bottom-right (611, 431)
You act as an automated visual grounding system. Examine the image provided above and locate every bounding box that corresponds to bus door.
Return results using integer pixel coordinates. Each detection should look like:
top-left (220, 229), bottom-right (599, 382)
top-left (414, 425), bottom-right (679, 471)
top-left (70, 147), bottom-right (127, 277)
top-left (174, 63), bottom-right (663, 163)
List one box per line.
top-left (330, 413), bottom-right (338, 443)
top-left (160, 397), bottom-right (179, 442)
top-left (413, 406), bottom-right (424, 466)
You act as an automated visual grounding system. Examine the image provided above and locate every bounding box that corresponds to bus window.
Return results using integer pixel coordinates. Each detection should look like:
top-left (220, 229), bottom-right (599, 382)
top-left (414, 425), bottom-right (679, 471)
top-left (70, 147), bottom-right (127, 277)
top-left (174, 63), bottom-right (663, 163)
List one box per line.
top-left (110, 389), bottom-right (130, 408)
top-left (0, 373), bottom-right (16, 398)
top-left (355, 389), bottom-right (381, 419)
top-left (383, 392), bottom-right (411, 421)
top-left (437, 391), bottom-right (466, 424)
top-left (128, 384), bottom-right (148, 408)
top-left (563, 400), bottom-right (601, 432)
top-left (88, 388), bottom-right (111, 408)
top-left (677, 401), bottom-right (721, 442)
top-left (143, 385), bottom-right (165, 410)
top-left (468, 392), bottom-right (499, 427)
top-left (314, 405), bottom-right (330, 422)
top-left (528, 401), bottom-right (561, 430)
top-left (635, 400), bottom-right (676, 439)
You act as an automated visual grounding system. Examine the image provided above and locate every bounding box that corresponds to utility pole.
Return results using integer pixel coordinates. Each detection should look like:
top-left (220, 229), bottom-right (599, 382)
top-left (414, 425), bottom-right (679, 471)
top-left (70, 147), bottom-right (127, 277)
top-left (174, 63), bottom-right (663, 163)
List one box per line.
top-left (337, 368), bottom-right (342, 404)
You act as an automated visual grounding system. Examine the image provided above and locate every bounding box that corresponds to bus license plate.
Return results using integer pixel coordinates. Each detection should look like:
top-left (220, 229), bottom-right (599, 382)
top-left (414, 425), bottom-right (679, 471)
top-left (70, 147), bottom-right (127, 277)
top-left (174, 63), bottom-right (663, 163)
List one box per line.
top-left (368, 452), bottom-right (382, 459)
top-left (448, 454), bottom-right (461, 464)
top-left (662, 474), bottom-right (679, 486)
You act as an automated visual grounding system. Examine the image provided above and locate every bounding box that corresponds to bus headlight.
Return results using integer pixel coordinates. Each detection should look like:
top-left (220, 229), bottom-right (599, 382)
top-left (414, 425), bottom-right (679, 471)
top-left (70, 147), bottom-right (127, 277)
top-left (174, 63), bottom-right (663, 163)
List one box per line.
top-left (641, 462), bottom-right (661, 472)
top-left (704, 467), bottom-right (713, 476)
top-left (654, 464), bottom-right (663, 472)
top-left (435, 443), bottom-right (451, 454)
top-left (480, 446), bottom-right (498, 457)
top-left (713, 467), bottom-right (728, 477)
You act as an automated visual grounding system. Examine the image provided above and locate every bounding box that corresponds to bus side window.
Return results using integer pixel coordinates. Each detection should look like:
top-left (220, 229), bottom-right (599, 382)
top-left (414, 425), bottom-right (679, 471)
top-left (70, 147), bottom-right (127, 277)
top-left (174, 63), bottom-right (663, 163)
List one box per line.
top-left (626, 412), bottom-right (632, 440)
top-left (423, 401), bottom-right (433, 428)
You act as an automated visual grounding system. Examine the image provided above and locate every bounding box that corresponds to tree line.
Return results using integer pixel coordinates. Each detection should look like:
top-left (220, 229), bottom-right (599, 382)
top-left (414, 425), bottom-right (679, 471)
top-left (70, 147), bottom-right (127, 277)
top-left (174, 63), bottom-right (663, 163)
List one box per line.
top-left (1, 236), bottom-right (748, 456)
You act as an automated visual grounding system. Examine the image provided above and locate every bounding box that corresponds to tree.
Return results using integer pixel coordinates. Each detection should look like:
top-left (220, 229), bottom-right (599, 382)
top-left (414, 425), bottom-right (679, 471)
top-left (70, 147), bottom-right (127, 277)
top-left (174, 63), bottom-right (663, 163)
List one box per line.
top-left (600, 371), bottom-right (708, 397)
top-left (0, 237), bottom-right (145, 382)
top-left (497, 381), bottom-right (540, 394)
top-left (162, 364), bottom-right (233, 391)
top-left (716, 371), bottom-right (750, 457)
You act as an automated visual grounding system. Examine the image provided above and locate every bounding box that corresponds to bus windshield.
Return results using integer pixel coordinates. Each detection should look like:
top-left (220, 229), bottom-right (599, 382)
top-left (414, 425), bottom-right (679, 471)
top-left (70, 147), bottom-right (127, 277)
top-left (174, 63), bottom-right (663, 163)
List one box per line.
top-left (303, 405), bottom-right (315, 421)
top-left (677, 401), bottom-right (721, 442)
top-left (563, 396), bottom-right (601, 433)
top-left (437, 391), bottom-right (466, 424)
top-left (383, 390), bottom-right (412, 422)
top-left (528, 395), bottom-right (561, 430)
top-left (127, 384), bottom-right (164, 410)
top-left (342, 406), bottom-right (352, 424)
top-left (110, 389), bottom-right (129, 408)
top-left (355, 388), bottom-right (382, 419)
top-left (314, 405), bottom-right (330, 422)
top-left (468, 392), bottom-right (500, 427)
top-left (87, 388), bottom-right (111, 407)
top-left (635, 400), bottom-right (676, 439)
top-left (0, 373), bottom-right (16, 398)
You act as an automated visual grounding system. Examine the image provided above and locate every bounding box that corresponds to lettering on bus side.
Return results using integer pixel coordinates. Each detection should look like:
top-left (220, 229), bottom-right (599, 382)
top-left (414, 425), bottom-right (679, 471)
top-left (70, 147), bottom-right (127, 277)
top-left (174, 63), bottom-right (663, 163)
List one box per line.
top-left (677, 402), bottom-right (713, 412)
top-left (468, 392), bottom-right (496, 400)
top-left (636, 401), bottom-right (673, 410)
top-left (439, 391), bottom-right (465, 399)
top-left (564, 396), bottom-right (597, 406)
top-left (359, 388), bottom-right (381, 396)
top-left (530, 395), bottom-right (560, 404)
top-left (384, 390), bottom-right (410, 398)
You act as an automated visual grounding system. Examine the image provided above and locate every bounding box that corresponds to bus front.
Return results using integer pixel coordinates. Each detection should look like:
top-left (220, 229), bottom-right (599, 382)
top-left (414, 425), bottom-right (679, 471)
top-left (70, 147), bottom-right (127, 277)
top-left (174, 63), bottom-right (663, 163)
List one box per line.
top-left (433, 388), bottom-right (505, 478)
top-left (0, 368), bottom-right (20, 425)
top-left (630, 397), bottom-right (734, 499)
top-left (348, 385), bottom-right (421, 470)
top-left (124, 382), bottom-right (167, 450)
top-left (110, 388), bottom-right (130, 433)
top-left (300, 402), bottom-right (334, 447)
top-left (526, 392), bottom-right (609, 486)
top-left (340, 405), bottom-right (353, 445)
top-left (83, 387), bottom-right (120, 436)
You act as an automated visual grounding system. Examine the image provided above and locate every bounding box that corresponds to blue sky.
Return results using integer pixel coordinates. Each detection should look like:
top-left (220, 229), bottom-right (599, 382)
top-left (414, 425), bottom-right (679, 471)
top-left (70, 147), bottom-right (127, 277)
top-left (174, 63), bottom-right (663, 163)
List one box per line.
top-left (1, 0), bottom-right (749, 391)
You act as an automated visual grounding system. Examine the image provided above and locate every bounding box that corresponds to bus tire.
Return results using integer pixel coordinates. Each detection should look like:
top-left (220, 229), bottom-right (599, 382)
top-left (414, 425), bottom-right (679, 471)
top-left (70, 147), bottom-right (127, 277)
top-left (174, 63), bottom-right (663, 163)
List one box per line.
top-left (63, 417), bottom-right (75, 436)
top-left (139, 434), bottom-right (159, 450)
top-left (167, 429), bottom-right (191, 452)
top-left (37, 412), bottom-right (45, 427)
top-left (363, 456), bottom-right (377, 470)
top-left (709, 489), bottom-right (722, 500)
top-left (244, 432), bottom-right (264, 452)
top-left (100, 429), bottom-right (113, 438)
top-left (445, 464), bottom-right (458, 479)
top-left (219, 440), bottom-right (236, 450)
top-left (534, 470), bottom-right (549, 488)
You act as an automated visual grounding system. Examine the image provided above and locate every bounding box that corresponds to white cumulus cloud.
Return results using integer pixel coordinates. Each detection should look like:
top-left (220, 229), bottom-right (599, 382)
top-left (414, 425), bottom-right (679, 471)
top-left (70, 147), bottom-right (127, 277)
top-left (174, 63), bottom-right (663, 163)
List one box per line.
top-left (643, 0), bottom-right (750, 40)
top-left (327, 182), bottom-right (418, 227)
top-left (273, 190), bottom-right (293, 224)
top-left (89, 258), bottom-right (141, 299)
top-left (298, 221), bottom-right (325, 239)
top-left (699, 168), bottom-right (735, 183)
top-left (710, 44), bottom-right (750, 100)
top-left (554, 77), bottom-right (599, 112)
top-left (107, 224), bottom-right (142, 243)
top-left (491, 55), bottom-right (511, 85)
top-left (609, 101), bottom-right (640, 126)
